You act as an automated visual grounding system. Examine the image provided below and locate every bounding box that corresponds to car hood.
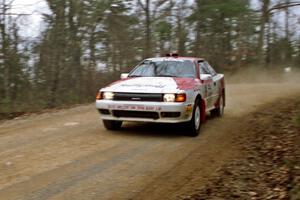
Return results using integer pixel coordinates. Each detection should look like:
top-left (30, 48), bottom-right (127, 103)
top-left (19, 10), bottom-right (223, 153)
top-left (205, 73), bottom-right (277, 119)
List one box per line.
top-left (102, 77), bottom-right (195, 93)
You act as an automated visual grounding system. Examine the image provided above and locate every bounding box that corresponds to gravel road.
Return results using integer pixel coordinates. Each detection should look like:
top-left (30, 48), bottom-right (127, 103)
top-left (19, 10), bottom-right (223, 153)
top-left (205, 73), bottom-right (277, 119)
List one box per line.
top-left (0, 83), bottom-right (299, 200)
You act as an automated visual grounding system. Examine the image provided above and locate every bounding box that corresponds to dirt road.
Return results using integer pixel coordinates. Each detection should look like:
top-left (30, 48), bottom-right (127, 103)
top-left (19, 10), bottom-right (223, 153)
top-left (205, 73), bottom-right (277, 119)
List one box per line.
top-left (0, 83), bottom-right (299, 200)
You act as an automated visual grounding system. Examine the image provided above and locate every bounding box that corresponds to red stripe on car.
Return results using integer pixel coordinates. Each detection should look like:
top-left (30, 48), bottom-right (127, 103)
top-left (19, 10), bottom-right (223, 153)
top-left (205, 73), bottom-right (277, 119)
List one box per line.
top-left (173, 78), bottom-right (196, 90)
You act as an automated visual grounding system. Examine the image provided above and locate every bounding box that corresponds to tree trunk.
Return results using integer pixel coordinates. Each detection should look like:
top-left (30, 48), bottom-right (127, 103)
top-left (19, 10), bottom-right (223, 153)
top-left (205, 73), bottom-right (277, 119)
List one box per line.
top-left (193, 20), bottom-right (201, 57)
top-left (257, 0), bottom-right (270, 65)
top-left (0, 0), bottom-right (10, 103)
top-left (145, 0), bottom-right (151, 58)
top-left (284, 0), bottom-right (292, 63)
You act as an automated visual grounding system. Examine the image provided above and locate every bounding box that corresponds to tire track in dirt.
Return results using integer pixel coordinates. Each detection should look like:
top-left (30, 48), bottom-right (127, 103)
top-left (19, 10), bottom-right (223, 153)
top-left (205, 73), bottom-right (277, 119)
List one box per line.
top-left (0, 108), bottom-right (97, 153)
top-left (0, 140), bottom-right (160, 200)
top-left (0, 83), bottom-right (299, 200)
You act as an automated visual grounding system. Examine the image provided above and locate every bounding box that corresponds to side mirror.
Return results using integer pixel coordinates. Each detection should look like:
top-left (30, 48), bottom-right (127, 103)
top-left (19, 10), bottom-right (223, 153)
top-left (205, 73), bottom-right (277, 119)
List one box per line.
top-left (200, 74), bottom-right (212, 81)
top-left (120, 73), bottom-right (129, 79)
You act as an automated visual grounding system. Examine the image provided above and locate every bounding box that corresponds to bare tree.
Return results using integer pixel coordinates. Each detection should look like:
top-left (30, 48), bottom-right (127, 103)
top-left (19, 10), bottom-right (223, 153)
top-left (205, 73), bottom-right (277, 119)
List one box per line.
top-left (137, 0), bottom-right (170, 57)
top-left (257, 0), bottom-right (270, 64)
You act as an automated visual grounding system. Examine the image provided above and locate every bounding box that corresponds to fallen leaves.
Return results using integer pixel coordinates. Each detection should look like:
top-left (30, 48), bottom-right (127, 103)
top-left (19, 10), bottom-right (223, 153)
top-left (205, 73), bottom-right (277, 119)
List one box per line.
top-left (183, 97), bottom-right (300, 200)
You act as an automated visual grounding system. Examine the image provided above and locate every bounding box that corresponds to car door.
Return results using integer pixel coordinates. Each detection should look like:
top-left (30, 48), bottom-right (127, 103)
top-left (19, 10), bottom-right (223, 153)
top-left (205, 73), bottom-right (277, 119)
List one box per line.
top-left (204, 62), bottom-right (221, 106)
top-left (199, 62), bottom-right (214, 110)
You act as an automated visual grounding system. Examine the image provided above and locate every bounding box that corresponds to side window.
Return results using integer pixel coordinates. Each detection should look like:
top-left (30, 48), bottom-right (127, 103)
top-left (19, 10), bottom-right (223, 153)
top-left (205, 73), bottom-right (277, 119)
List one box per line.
top-left (199, 62), bottom-right (211, 75)
top-left (204, 62), bottom-right (217, 76)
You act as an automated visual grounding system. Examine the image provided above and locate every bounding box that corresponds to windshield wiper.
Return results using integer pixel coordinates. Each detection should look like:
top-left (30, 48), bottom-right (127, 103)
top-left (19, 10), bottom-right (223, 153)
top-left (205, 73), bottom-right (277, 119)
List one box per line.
top-left (128, 75), bottom-right (142, 77)
top-left (156, 74), bottom-right (178, 77)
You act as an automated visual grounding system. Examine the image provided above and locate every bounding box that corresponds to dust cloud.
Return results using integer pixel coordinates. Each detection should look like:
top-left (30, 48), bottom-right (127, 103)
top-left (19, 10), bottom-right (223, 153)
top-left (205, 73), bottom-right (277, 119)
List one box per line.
top-left (220, 67), bottom-right (300, 117)
top-left (225, 67), bottom-right (300, 84)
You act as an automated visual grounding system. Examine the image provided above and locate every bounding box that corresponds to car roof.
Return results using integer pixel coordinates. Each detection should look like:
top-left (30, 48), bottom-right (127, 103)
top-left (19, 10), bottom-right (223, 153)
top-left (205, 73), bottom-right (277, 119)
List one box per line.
top-left (146, 56), bottom-right (205, 62)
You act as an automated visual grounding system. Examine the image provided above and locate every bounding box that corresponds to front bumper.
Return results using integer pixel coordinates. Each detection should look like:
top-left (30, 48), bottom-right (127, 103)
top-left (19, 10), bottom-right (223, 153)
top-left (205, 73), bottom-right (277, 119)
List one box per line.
top-left (95, 100), bottom-right (194, 123)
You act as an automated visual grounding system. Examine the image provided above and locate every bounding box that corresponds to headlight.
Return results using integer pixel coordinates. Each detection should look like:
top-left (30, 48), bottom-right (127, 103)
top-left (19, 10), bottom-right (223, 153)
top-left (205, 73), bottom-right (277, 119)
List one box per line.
top-left (103, 92), bottom-right (114, 100)
top-left (163, 94), bottom-right (176, 102)
top-left (163, 94), bottom-right (186, 102)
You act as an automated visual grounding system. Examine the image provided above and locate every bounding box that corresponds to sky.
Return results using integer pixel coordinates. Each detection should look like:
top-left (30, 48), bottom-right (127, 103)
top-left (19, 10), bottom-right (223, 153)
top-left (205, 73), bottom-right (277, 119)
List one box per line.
top-left (10, 0), bottom-right (300, 39)
top-left (11, 0), bottom-right (49, 38)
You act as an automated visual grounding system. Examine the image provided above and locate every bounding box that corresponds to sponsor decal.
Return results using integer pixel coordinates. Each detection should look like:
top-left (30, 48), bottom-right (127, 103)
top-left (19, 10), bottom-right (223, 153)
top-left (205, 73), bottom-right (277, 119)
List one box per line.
top-left (105, 77), bottom-right (178, 93)
top-left (131, 97), bottom-right (142, 101)
top-left (107, 77), bottom-right (135, 87)
top-left (185, 104), bottom-right (193, 117)
top-left (120, 83), bottom-right (166, 88)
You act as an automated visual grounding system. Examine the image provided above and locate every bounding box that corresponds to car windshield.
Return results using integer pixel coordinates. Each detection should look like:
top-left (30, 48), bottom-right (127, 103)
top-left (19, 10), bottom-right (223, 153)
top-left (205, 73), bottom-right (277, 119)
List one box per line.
top-left (129, 60), bottom-right (196, 78)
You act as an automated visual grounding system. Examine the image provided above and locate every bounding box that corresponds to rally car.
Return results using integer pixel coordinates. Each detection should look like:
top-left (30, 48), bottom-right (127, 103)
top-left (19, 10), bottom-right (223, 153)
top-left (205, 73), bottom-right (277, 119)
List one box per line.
top-left (96, 53), bottom-right (225, 136)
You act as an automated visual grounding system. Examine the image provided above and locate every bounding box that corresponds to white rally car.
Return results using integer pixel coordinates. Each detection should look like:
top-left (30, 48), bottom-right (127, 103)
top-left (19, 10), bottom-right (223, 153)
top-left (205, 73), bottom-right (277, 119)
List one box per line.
top-left (96, 54), bottom-right (225, 136)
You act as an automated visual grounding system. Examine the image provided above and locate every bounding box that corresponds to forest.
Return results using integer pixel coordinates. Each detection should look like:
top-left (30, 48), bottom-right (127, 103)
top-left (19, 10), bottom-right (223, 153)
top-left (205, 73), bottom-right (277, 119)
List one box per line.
top-left (0, 0), bottom-right (299, 117)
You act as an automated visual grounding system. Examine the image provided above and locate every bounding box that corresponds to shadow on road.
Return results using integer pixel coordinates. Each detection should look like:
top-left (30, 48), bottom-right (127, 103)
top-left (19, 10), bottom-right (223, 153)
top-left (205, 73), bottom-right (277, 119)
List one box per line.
top-left (109, 113), bottom-right (218, 138)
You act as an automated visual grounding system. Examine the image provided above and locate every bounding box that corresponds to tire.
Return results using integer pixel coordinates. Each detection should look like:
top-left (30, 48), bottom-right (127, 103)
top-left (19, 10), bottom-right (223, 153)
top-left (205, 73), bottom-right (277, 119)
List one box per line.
top-left (211, 94), bottom-right (225, 117)
top-left (103, 120), bottom-right (122, 130)
top-left (186, 99), bottom-right (201, 137)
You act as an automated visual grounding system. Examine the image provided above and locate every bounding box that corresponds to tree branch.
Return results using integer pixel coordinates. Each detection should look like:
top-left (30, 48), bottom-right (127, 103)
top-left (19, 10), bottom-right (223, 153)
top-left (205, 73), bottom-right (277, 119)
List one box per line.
top-left (137, 0), bottom-right (146, 12)
top-left (268, 1), bottom-right (300, 13)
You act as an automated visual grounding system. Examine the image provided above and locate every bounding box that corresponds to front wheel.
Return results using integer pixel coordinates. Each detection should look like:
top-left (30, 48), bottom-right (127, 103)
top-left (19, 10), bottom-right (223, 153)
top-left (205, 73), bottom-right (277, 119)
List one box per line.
top-left (103, 120), bottom-right (122, 130)
top-left (185, 100), bottom-right (201, 137)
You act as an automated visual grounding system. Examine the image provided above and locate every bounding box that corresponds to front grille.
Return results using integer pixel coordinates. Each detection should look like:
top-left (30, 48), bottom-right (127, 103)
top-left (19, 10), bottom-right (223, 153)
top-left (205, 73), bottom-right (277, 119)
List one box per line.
top-left (113, 93), bottom-right (163, 102)
top-left (112, 110), bottom-right (159, 119)
top-left (161, 112), bottom-right (181, 118)
top-left (98, 109), bottom-right (110, 115)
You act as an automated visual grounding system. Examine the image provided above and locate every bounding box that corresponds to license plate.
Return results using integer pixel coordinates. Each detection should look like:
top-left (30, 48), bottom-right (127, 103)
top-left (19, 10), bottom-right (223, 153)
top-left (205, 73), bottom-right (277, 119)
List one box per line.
top-left (108, 105), bottom-right (162, 111)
